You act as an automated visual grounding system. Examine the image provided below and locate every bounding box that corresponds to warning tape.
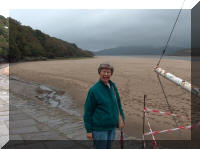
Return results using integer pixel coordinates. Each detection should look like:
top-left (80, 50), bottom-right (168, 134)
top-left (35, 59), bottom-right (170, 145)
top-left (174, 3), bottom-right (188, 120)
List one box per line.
top-left (144, 121), bottom-right (200, 136)
top-left (144, 125), bottom-right (191, 136)
top-left (144, 108), bottom-right (190, 120)
top-left (145, 112), bottom-right (158, 149)
top-left (143, 105), bottom-right (195, 149)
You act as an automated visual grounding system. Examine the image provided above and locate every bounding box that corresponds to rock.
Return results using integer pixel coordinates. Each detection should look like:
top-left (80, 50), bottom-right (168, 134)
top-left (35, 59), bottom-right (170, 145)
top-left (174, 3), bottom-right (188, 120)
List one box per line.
top-left (47, 91), bottom-right (56, 98)
top-left (36, 85), bottom-right (53, 94)
top-left (49, 98), bottom-right (59, 107)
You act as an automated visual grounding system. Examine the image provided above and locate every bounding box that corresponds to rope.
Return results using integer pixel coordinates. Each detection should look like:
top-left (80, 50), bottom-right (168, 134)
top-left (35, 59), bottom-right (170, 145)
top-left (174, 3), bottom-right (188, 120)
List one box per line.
top-left (154, 0), bottom-right (186, 142)
top-left (156, 0), bottom-right (186, 67)
top-left (157, 75), bottom-right (183, 139)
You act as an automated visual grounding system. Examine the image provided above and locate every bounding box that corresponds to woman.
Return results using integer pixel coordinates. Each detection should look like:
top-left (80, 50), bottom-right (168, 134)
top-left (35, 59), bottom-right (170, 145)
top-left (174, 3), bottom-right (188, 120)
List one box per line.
top-left (83, 63), bottom-right (125, 149)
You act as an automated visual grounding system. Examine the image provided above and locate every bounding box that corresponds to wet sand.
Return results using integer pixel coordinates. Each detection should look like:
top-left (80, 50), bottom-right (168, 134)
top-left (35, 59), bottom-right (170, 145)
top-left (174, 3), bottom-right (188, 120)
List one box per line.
top-left (10, 56), bottom-right (191, 140)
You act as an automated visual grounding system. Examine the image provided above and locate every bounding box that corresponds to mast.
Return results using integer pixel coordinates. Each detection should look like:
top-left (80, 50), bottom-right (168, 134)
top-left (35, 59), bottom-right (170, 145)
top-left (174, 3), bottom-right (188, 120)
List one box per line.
top-left (154, 67), bottom-right (200, 98)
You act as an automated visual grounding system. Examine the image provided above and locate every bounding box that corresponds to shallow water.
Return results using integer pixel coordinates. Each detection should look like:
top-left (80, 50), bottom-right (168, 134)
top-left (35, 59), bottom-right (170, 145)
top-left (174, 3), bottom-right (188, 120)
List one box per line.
top-left (104, 55), bottom-right (191, 61)
top-left (10, 76), bottom-right (82, 118)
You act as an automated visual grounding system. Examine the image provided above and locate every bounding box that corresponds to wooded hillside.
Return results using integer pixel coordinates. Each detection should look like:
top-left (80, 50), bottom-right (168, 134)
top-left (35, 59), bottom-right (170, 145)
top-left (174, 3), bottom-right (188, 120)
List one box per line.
top-left (0, 16), bottom-right (94, 62)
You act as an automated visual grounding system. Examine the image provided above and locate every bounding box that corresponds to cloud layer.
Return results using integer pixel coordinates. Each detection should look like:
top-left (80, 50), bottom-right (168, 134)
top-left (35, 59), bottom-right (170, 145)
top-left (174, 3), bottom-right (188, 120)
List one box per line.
top-left (10, 9), bottom-right (190, 51)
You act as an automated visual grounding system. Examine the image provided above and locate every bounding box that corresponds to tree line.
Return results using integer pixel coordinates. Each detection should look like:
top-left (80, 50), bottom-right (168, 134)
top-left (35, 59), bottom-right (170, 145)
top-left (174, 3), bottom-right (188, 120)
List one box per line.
top-left (0, 15), bottom-right (9, 62)
top-left (0, 15), bottom-right (94, 63)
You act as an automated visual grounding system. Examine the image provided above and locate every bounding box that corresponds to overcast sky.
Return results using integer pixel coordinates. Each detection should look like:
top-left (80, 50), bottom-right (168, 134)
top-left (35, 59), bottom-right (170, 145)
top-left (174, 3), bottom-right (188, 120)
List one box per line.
top-left (10, 9), bottom-right (191, 51)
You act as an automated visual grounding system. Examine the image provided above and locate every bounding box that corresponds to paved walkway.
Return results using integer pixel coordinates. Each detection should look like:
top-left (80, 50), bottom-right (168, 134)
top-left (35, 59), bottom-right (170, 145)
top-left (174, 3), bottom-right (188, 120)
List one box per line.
top-left (0, 64), bottom-right (9, 148)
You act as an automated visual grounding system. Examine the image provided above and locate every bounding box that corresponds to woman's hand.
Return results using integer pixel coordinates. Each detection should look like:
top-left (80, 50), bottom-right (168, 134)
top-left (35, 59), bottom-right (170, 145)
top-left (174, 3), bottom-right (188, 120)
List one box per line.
top-left (119, 120), bottom-right (125, 130)
top-left (86, 133), bottom-right (93, 140)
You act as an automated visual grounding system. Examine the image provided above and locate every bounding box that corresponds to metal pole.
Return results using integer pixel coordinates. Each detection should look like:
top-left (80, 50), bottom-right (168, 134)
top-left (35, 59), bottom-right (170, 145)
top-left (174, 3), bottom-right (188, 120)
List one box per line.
top-left (154, 67), bottom-right (200, 98)
top-left (143, 95), bottom-right (147, 149)
top-left (120, 130), bottom-right (124, 149)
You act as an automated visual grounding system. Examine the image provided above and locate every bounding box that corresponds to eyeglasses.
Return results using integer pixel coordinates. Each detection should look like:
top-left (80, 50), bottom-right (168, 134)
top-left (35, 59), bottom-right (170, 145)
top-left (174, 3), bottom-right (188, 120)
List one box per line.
top-left (101, 70), bottom-right (112, 74)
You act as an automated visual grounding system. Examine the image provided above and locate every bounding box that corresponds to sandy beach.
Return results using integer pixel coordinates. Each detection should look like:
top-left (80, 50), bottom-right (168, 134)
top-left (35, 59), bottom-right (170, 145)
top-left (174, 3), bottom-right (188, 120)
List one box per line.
top-left (10, 56), bottom-right (192, 140)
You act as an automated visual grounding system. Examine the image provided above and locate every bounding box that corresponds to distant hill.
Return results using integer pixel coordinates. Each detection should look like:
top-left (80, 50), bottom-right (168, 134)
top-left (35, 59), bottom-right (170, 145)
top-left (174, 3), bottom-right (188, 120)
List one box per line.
top-left (0, 15), bottom-right (94, 63)
top-left (168, 48), bottom-right (191, 56)
top-left (94, 46), bottom-right (189, 56)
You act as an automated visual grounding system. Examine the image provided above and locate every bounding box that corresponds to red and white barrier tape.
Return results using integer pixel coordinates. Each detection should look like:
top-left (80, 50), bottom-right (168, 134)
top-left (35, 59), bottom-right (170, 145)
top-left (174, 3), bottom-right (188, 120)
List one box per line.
top-left (144, 125), bottom-right (191, 136)
top-left (145, 112), bottom-right (159, 149)
top-left (144, 108), bottom-right (190, 120)
top-left (143, 106), bottom-right (195, 148)
top-left (144, 121), bottom-right (200, 136)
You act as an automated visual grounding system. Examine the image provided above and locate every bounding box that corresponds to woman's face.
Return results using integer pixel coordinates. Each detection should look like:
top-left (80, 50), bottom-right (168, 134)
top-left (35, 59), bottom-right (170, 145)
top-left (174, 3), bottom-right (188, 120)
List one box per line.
top-left (99, 68), bottom-right (112, 84)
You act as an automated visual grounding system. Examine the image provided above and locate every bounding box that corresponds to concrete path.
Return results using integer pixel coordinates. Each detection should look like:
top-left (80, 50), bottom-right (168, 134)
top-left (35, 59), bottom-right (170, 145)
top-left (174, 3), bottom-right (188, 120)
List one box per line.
top-left (0, 64), bottom-right (9, 148)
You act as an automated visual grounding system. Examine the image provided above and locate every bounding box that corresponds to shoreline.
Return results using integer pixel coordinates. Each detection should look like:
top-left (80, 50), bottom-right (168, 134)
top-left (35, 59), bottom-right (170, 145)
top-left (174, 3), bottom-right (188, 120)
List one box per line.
top-left (10, 56), bottom-right (191, 140)
top-left (95, 55), bottom-right (191, 61)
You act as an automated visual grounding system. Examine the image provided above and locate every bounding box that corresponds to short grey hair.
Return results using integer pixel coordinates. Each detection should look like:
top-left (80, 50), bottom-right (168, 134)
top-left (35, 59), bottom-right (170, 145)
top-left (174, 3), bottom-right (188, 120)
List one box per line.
top-left (98, 63), bottom-right (114, 75)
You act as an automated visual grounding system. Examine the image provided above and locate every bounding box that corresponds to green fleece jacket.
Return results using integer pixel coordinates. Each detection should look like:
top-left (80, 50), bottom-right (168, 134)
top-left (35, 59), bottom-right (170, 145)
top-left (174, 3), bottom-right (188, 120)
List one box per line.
top-left (83, 79), bottom-right (125, 133)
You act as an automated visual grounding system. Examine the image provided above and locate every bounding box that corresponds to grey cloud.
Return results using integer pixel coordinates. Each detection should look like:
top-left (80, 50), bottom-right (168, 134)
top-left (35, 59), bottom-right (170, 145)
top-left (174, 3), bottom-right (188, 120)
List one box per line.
top-left (10, 9), bottom-right (190, 51)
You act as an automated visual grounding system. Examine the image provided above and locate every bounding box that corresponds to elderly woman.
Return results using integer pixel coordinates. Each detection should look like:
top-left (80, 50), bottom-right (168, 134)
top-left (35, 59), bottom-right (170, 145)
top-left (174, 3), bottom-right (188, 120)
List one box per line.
top-left (83, 63), bottom-right (125, 149)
